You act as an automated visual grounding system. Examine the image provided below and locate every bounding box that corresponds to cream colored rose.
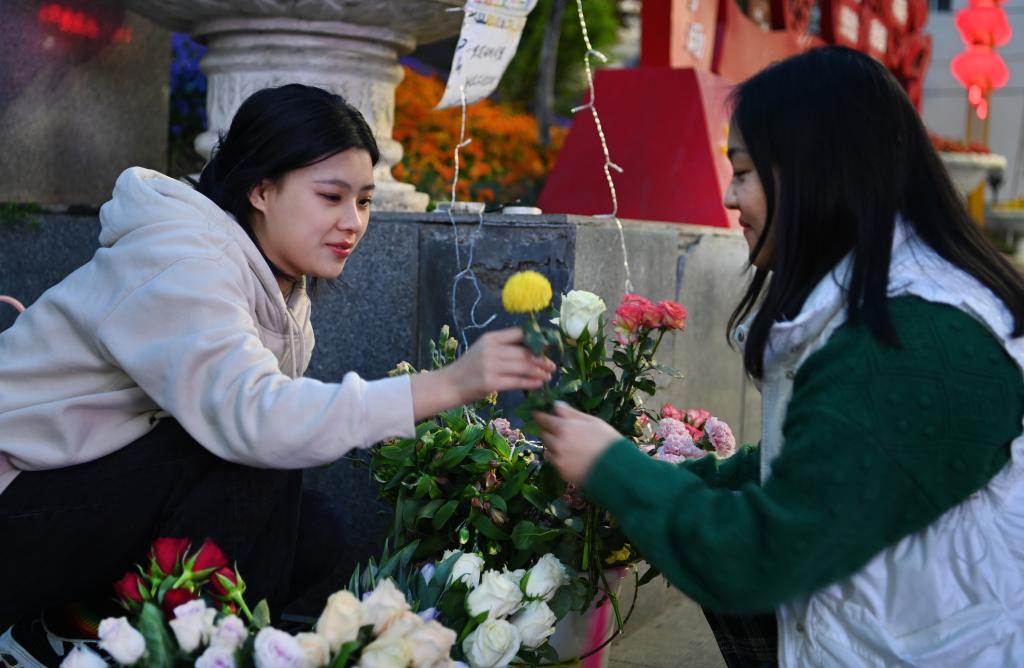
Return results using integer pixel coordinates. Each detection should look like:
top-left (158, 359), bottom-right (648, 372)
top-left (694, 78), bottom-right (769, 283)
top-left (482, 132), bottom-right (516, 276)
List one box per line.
top-left (407, 621), bottom-right (456, 667)
top-left (510, 601), bottom-right (556, 649)
top-left (556, 291), bottom-right (606, 340)
top-left (357, 636), bottom-right (412, 668)
top-left (315, 590), bottom-right (363, 651)
top-left (169, 600), bottom-right (209, 653)
top-left (295, 633), bottom-right (331, 668)
top-left (97, 617), bottom-right (146, 665)
top-left (524, 554), bottom-right (569, 602)
top-left (462, 619), bottom-right (521, 668)
top-left (379, 610), bottom-right (423, 640)
top-left (59, 646), bottom-right (108, 668)
top-left (443, 550), bottom-right (485, 589)
top-left (361, 579), bottom-right (412, 634)
top-left (467, 571), bottom-right (524, 619)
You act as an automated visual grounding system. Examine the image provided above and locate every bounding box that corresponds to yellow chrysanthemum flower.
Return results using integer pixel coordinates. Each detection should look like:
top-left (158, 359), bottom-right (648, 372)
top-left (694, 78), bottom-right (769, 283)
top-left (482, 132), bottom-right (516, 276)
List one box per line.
top-left (501, 271), bottom-right (553, 313)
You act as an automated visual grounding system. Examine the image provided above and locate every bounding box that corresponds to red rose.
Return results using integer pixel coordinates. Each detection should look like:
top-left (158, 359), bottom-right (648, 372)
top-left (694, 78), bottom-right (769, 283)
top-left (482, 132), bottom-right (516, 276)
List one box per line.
top-left (684, 408), bottom-right (711, 429)
top-left (150, 537), bottom-right (190, 575)
top-left (209, 567), bottom-right (238, 597)
top-left (684, 423), bottom-right (703, 441)
top-left (620, 293), bottom-right (654, 308)
top-left (640, 302), bottom-right (663, 329)
top-left (162, 587), bottom-right (197, 615)
top-left (660, 403), bottom-right (685, 421)
top-left (658, 300), bottom-right (687, 330)
top-left (113, 571), bottom-right (145, 603)
top-left (192, 538), bottom-right (228, 573)
top-left (613, 302), bottom-right (644, 332)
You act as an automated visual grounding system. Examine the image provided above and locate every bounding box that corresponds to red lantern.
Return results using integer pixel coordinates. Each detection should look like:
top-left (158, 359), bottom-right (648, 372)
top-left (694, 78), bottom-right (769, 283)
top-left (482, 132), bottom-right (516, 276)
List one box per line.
top-left (955, 5), bottom-right (1012, 47)
top-left (951, 45), bottom-right (1010, 92)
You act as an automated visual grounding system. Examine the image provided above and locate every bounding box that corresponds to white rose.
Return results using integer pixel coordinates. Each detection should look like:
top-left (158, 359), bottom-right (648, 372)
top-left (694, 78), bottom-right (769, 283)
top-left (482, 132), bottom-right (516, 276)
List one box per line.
top-left (556, 291), bottom-right (606, 340)
top-left (210, 615), bottom-right (248, 652)
top-left (461, 619), bottom-right (521, 668)
top-left (357, 637), bottom-right (412, 668)
top-left (502, 569), bottom-right (526, 590)
top-left (195, 645), bottom-right (237, 668)
top-left (97, 617), bottom-right (146, 665)
top-left (510, 601), bottom-right (556, 650)
top-left (315, 590), bottom-right (363, 651)
top-left (361, 579), bottom-right (411, 634)
top-left (443, 551), bottom-right (485, 589)
top-left (253, 628), bottom-right (304, 668)
top-left (523, 554), bottom-right (569, 602)
top-left (378, 610), bottom-right (423, 639)
top-left (466, 571), bottom-right (523, 619)
top-left (294, 633), bottom-right (330, 668)
top-left (59, 646), bottom-right (108, 668)
top-left (169, 600), bottom-right (209, 653)
top-left (407, 621), bottom-right (456, 667)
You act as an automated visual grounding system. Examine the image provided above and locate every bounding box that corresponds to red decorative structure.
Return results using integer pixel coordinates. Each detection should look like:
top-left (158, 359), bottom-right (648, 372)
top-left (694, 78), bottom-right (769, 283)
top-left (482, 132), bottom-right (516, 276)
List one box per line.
top-left (538, 0), bottom-right (935, 227)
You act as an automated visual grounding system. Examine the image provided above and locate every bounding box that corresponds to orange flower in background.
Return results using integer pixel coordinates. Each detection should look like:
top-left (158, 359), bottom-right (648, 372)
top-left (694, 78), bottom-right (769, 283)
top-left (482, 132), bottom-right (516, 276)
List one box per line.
top-left (393, 66), bottom-right (567, 206)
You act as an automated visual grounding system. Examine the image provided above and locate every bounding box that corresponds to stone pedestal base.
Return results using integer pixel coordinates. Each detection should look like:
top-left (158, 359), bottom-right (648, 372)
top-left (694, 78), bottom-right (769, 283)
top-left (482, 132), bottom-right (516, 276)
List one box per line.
top-left (194, 17), bottom-right (429, 212)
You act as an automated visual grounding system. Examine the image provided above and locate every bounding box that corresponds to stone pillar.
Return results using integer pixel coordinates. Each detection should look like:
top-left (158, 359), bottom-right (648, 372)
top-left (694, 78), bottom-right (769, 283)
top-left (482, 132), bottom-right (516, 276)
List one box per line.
top-left (194, 18), bottom-right (427, 212)
top-left (117, 0), bottom-right (464, 212)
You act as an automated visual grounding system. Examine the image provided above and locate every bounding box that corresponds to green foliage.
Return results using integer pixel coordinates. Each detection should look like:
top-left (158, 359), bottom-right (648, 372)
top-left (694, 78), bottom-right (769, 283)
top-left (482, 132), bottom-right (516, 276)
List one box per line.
top-left (0, 203), bottom-right (43, 232)
top-left (499, 0), bottom-right (623, 116)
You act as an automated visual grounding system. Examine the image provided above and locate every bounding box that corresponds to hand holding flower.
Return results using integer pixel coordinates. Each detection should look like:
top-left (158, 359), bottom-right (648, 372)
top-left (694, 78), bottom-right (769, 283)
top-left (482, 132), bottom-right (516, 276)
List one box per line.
top-left (535, 402), bottom-right (623, 486)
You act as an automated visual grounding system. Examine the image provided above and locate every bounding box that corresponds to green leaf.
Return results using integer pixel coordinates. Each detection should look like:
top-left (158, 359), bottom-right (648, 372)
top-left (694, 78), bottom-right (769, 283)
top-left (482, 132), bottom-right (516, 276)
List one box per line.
top-left (520, 484), bottom-right (547, 512)
top-left (137, 602), bottom-right (174, 668)
top-left (548, 584), bottom-right (574, 619)
top-left (559, 377), bottom-right (583, 394)
top-left (472, 513), bottom-right (510, 541)
top-left (497, 469), bottom-right (528, 500)
top-left (415, 421), bottom-right (439, 438)
top-left (432, 499), bottom-right (460, 531)
top-left (417, 499), bottom-right (446, 521)
top-left (511, 520), bottom-right (562, 551)
top-left (635, 378), bottom-right (657, 395)
top-left (414, 474), bottom-right (434, 498)
top-left (487, 494), bottom-right (508, 513)
top-left (459, 424), bottom-right (486, 447)
top-left (156, 575), bottom-right (175, 603)
top-left (423, 551), bottom-right (462, 608)
top-left (378, 443), bottom-right (415, 462)
top-left (252, 600), bottom-right (271, 629)
top-left (433, 442), bottom-right (475, 470)
top-left (652, 364), bottom-right (685, 379)
top-left (327, 640), bottom-right (363, 668)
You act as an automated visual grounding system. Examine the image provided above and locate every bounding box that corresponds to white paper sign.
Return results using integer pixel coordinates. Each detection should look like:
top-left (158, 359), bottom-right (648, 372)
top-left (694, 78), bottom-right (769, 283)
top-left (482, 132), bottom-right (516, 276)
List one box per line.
top-left (435, 0), bottom-right (539, 109)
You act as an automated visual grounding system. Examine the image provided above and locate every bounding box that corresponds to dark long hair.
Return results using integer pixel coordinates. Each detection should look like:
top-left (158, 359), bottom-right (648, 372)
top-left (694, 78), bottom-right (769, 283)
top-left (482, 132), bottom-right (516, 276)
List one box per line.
top-left (195, 84), bottom-right (380, 285)
top-left (727, 46), bottom-right (1024, 379)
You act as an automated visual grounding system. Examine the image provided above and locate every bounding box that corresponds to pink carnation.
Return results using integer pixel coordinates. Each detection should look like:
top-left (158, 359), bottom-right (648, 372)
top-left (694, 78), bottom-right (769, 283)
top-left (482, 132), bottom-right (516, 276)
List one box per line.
top-left (491, 418), bottom-right (522, 443)
top-left (654, 451), bottom-right (686, 464)
top-left (660, 433), bottom-right (706, 460)
top-left (653, 418), bottom-right (690, 442)
top-left (683, 408), bottom-right (711, 429)
top-left (705, 417), bottom-right (736, 458)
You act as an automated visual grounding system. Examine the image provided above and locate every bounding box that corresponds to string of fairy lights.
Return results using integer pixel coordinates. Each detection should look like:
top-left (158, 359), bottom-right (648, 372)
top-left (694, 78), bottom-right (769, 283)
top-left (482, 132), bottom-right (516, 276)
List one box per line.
top-left (445, 0), bottom-right (634, 351)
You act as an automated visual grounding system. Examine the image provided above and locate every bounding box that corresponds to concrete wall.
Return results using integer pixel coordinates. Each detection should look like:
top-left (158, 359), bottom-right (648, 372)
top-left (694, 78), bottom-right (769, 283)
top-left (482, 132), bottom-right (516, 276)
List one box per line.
top-left (0, 211), bottom-right (760, 576)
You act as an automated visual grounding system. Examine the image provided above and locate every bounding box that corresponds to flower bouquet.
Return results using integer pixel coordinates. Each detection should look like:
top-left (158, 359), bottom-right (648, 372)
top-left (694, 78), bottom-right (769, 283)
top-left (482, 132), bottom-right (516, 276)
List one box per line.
top-left (69, 536), bottom-right (579, 668)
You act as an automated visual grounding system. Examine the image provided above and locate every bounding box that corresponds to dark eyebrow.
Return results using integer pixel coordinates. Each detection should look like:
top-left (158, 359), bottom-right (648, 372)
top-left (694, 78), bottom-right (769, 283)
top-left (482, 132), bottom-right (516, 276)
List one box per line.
top-left (726, 147), bottom-right (748, 160)
top-left (313, 178), bottom-right (375, 191)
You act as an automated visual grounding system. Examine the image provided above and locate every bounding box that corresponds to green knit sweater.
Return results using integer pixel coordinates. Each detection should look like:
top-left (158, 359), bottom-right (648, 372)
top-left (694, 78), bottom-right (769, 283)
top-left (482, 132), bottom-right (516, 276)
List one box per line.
top-left (585, 297), bottom-right (1024, 614)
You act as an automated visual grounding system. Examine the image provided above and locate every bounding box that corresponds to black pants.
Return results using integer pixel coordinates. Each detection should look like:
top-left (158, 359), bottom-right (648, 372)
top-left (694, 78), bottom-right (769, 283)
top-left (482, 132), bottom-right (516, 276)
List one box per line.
top-left (0, 419), bottom-right (346, 624)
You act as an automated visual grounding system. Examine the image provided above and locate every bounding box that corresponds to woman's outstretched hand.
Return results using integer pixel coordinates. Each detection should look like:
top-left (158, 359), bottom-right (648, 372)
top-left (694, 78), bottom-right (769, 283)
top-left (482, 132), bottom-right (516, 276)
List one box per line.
top-left (535, 402), bottom-right (623, 486)
top-left (410, 327), bottom-right (555, 421)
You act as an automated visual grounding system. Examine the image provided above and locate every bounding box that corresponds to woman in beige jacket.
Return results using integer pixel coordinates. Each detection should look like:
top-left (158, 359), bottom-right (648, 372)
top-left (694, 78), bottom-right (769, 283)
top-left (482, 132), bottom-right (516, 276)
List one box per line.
top-left (0, 84), bottom-right (552, 653)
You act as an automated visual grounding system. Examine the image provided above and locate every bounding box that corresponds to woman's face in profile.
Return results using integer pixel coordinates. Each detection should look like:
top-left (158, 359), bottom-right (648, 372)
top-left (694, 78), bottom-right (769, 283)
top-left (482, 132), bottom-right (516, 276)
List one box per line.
top-left (724, 124), bottom-right (772, 269)
top-left (247, 147), bottom-right (375, 282)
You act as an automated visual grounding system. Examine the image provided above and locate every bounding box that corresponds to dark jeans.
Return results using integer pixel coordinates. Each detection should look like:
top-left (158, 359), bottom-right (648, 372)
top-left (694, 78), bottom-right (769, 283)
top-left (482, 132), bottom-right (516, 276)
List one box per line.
top-left (701, 608), bottom-right (779, 668)
top-left (0, 419), bottom-right (347, 625)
